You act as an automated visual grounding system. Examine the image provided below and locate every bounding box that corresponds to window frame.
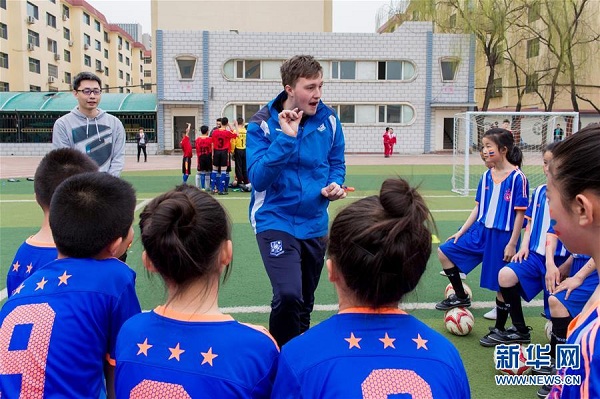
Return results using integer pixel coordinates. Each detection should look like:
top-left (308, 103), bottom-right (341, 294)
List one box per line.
top-left (440, 57), bottom-right (460, 82)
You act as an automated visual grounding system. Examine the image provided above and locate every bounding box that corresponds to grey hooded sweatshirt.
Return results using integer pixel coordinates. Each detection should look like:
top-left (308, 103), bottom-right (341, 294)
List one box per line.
top-left (52, 107), bottom-right (125, 176)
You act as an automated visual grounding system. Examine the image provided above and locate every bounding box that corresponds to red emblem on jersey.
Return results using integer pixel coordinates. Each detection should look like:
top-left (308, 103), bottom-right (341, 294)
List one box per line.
top-left (504, 189), bottom-right (512, 201)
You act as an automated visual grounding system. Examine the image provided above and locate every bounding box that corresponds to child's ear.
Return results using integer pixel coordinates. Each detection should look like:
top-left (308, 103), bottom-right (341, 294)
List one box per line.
top-left (142, 251), bottom-right (157, 273)
top-left (326, 258), bottom-right (338, 282)
top-left (107, 237), bottom-right (124, 258)
top-left (574, 192), bottom-right (596, 227)
top-left (218, 240), bottom-right (233, 273)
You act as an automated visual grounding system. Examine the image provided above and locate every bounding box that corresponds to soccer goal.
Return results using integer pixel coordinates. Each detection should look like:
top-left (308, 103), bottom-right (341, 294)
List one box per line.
top-left (452, 111), bottom-right (580, 196)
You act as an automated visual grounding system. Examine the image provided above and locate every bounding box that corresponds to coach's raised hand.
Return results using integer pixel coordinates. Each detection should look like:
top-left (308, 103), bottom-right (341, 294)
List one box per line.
top-left (278, 108), bottom-right (303, 137)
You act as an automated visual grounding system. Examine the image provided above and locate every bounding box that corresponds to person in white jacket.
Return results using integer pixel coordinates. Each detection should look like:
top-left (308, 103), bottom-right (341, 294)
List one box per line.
top-left (53, 72), bottom-right (125, 176)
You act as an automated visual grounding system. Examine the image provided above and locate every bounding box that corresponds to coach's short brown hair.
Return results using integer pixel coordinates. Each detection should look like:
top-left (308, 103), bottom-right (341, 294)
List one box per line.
top-left (280, 55), bottom-right (323, 88)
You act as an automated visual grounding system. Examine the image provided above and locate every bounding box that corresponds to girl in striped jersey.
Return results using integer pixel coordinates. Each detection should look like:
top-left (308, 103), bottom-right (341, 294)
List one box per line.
top-left (436, 129), bottom-right (529, 331)
top-left (546, 125), bottom-right (600, 399)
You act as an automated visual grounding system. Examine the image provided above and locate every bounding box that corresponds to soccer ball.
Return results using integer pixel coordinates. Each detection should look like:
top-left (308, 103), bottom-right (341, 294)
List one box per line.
top-left (494, 344), bottom-right (532, 375)
top-left (444, 307), bottom-right (474, 336)
top-left (544, 319), bottom-right (553, 341)
top-left (445, 282), bottom-right (473, 300)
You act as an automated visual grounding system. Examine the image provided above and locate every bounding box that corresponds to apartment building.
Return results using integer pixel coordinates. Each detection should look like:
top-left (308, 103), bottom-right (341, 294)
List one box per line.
top-left (0, 0), bottom-right (153, 93)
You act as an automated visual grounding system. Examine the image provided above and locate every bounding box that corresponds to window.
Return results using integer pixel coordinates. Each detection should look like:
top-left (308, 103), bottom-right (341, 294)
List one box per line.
top-left (0, 0), bottom-right (5, 10)
top-left (125, 41), bottom-right (129, 50)
top-left (449, 14), bottom-right (457, 28)
top-left (0, 52), bottom-right (7, 69)
top-left (119, 70), bottom-right (123, 78)
top-left (119, 87), bottom-right (124, 93)
top-left (64, 72), bottom-right (72, 84)
top-left (83, 12), bottom-right (90, 25)
top-left (125, 57), bottom-right (130, 66)
top-left (63, 27), bottom-right (70, 40)
top-left (377, 61), bottom-right (415, 81)
top-left (378, 104), bottom-right (415, 124)
top-left (104, 67), bottom-right (109, 76)
top-left (96, 59), bottom-right (102, 71)
top-left (528, 2), bottom-right (540, 22)
top-left (0, 82), bottom-right (9, 91)
top-left (30, 85), bottom-right (41, 92)
top-left (64, 49), bottom-right (70, 62)
top-left (0, 23), bottom-right (6, 40)
top-left (94, 20), bottom-right (101, 32)
top-left (29, 57), bottom-right (40, 73)
top-left (223, 59), bottom-right (281, 80)
top-left (143, 83), bottom-right (152, 91)
top-left (118, 53), bottom-right (123, 62)
top-left (95, 39), bottom-right (101, 51)
top-left (176, 56), bottom-right (196, 79)
top-left (144, 70), bottom-right (151, 77)
top-left (27, 2), bottom-right (38, 19)
top-left (144, 57), bottom-right (152, 65)
top-left (332, 61), bottom-right (356, 79)
top-left (440, 58), bottom-right (460, 81)
top-left (104, 31), bottom-right (109, 43)
top-left (527, 38), bottom-right (539, 58)
top-left (46, 12), bottom-right (56, 28)
top-left (62, 5), bottom-right (69, 19)
top-left (235, 60), bottom-right (261, 79)
top-left (28, 30), bottom-right (40, 46)
top-left (47, 38), bottom-right (57, 53)
top-left (126, 73), bottom-right (130, 83)
top-left (491, 78), bottom-right (503, 97)
top-left (104, 49), bottom-right (108, 59)
top-left (84, 34), bottom-right (91, 46)
top-left (333, 105), bottom-right (355, 123)
top-left (118, 36), bottom-right (123, 46)
top-left (84, 55), bottom-right (91, 66)
top-left (223, 104), bottom-right (262, 122)
top-left (525, 72), bottom-right (538, 93)
top-left (48, 64), bottom-right (58, 78)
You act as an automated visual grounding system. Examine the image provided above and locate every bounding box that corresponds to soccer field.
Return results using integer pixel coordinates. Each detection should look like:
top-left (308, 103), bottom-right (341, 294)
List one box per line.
top-left (0, 163), bottom-right (550, 398)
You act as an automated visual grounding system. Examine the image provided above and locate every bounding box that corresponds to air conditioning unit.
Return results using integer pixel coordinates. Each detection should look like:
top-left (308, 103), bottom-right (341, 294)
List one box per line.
top-left (27, 43), bottom-right (35, 51)
top-left (68, 40), bottom-right (74, 47)
top-left (84, 43), bottom-right (89, 50)
top-left (118, 44), bottom-right (122, 50)
top-left (54, 53), bottom-right (61, 61)
top-left (62, 14), bottom-right (68, 21)
top-left (48, 76), bottom-right (56, 83)
top-left (26, 16), bottom-right (35, 24)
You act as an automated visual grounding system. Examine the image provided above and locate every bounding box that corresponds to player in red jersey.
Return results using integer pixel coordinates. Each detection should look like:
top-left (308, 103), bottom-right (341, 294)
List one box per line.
top-left (180, 123), bottom-right (193, 184)
top-left (210, 117), bottom-right (237, 195)
top-left (195, 125), bottom-right (213, 190)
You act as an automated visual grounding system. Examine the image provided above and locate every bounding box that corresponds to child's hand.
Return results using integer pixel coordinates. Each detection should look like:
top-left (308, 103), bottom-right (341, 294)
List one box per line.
top-left (503, 243), bottom-right (517, 262)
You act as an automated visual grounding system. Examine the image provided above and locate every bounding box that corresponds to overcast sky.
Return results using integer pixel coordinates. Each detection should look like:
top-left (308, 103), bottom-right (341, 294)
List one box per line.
top-left (88, 0), bottom-right (394, 35)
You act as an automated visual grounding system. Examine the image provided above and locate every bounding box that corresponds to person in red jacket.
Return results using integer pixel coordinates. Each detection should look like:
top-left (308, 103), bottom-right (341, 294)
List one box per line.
top-left (180, 123), bottom-right (193, 184)
top-left (383, 127), bottom-right (392, 158)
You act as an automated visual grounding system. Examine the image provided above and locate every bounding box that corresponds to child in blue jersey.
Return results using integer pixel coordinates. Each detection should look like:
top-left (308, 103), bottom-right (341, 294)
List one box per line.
top-left (479, 143), bottom-right (569, 347)
top-left (272, 178), bottom-right (470, 399)
top-left (545, 125), bottom-right (600, 399)
top-left (436, 129), bottom-right (529, 335)
top-left (115, 185), bottom-right (279, 399)
top-left (6, 148), bottom-right (98, 297)
top-left (0, 172), bottom-right (141, 398)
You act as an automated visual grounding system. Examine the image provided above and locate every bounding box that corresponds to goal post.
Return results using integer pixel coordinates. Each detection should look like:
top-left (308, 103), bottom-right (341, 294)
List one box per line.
top-left (452, 111), bottom-right (580, 196)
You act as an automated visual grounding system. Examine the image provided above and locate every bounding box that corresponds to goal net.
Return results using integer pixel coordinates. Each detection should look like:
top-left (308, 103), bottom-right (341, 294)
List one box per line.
top-left (452, 111), bottom-right (579, 196)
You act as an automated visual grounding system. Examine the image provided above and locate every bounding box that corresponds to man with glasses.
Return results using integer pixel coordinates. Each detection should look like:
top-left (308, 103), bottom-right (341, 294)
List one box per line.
top-left (53, 72), bottom-right (126, 176)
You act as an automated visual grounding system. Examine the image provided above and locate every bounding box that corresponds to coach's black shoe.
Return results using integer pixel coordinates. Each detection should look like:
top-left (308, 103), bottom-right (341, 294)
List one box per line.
top-left (479, 327), bottom-right (505, 347)
top-left (435, 294), bottom-right (471, 311)
top-left (537, 384), bottom-right (551, 398)
top-left (490, 326), bottom-right (532, 344)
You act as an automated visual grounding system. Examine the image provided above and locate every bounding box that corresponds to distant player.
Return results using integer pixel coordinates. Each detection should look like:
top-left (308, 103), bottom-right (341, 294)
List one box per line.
top-left (195, 125), bottom-right (213, 190)
top-left (232, 117), bottom-right (250, 191)
top-left (210, 117), bottom-right (237, 195)
top-left (436, 128), bottom-right (529, 342)
top-left (180, 123), bottom-right (192, 184)
top-left (545, 125), bottom-right (600, 399)
top-left (6, 148), bottom-right (98, 297)
top-left (272, 178), bottom-right (470, 398)
top-left (0, 172), bottom-right (141, 397)
top-left (115, 185), bottom-right (279, 398)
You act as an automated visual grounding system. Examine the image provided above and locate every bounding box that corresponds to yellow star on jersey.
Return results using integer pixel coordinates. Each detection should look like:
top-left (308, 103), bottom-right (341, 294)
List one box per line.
top-left (13, 283), bottom-right (25, 295)
top-left (345, 332), bottom-right (362, 349)
top-left (58, 271), bottom-right (72, 286)
top-left (137, 338), bottom-right (153, 356)
top-left (412, 334), bottom-right (429, 350)
top-left (12, 261), bottom-right (20, 272)
top-left (168, 343), bottom-right (185, 361)
top-left (379, 332), bottom-right (396, 349)
top-left (35, 277), bottom-right (48, 291)
top-left (26, 264), bottom-right (33, 274)
top-left (201, 347), bottom-right (218, 366)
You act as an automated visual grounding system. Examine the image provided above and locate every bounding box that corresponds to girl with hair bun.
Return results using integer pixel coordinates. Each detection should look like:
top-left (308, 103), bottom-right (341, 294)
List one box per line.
top-left (114, 185), bottom-right (279, 398)
top-left (272, 178), bottom-right (470, 398)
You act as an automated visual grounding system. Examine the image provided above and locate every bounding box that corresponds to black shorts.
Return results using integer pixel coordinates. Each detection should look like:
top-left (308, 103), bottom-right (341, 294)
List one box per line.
top-left (213, 149), bottom-right (229, 168)
top-left (198, 154), bottom-right (212, 172)
top-left (182, 156), bottom-right (192, 174)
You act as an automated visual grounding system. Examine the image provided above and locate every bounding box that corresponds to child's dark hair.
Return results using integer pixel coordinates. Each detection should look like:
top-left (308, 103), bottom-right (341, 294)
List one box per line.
top-left (543, 141), bottom-right (559, 153)
top-left (237, 117), bottom-right (244, 125)
top-left (281, 55), bottom-right (323, 88)
top-left (550, 124), bottom-right (600, 206)
top-left (50, 172), bottom-right (136, 258)
top-left (483, 128), bottom-right (523, 168)
top-left (34, 148), bottom-right (98, 209)
top-left (221, 117), bottom-right (229, 126)
top-left (200, 125), bottom-right (209, 134)
top-left (139, 185), bottom-right (232, 290)
top-left (328, 178), bottom-right (434, 307)
top-left (73, 72), bottom-right (102, 90)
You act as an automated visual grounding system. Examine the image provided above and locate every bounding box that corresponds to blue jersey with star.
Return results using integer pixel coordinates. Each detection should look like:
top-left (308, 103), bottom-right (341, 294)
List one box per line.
top-left (272, 309), bottom-right (470, 399)
top-left (115, 307), bottom-right (279, 399)
top-left (0, 257), bottom-right (141, 398)
top-left (6, 239), bottom-right (57, 297)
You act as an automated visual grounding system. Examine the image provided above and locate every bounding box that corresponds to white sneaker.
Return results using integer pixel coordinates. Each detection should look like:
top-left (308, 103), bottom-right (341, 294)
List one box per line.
top-left (439, 270), bottom-right (467, 280)
top-left (483, 307), bottom-right (497, 320)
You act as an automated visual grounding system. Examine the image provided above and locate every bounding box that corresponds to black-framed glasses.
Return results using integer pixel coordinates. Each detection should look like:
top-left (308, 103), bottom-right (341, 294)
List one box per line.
top-left (76, 88), bottom-right (102, 95)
